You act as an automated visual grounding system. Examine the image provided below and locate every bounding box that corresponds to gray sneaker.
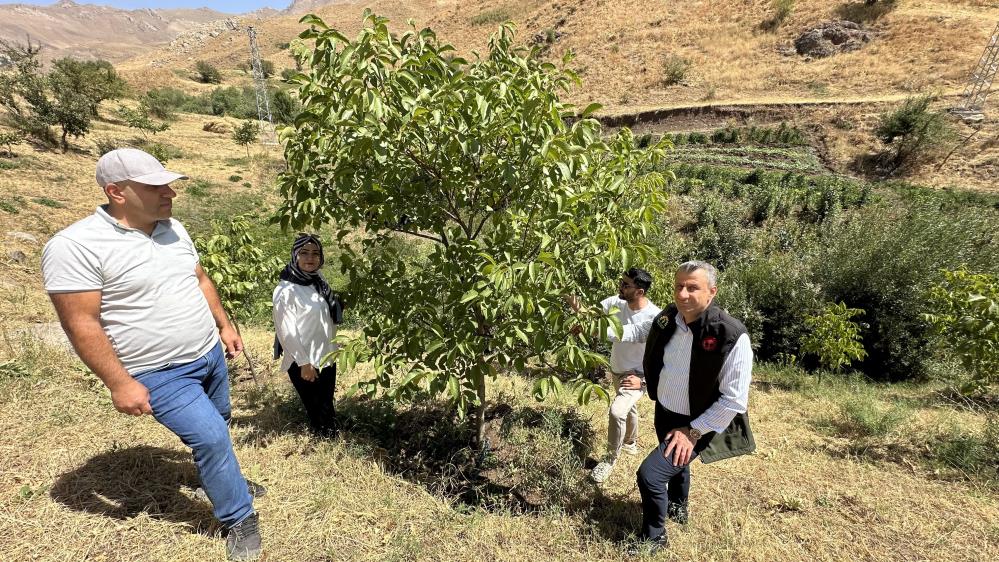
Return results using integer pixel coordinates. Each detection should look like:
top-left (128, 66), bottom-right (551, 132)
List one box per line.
top-left (591, 460), bottom-right (615, 483)
top-left (226, 513), bottom-right (262, 561)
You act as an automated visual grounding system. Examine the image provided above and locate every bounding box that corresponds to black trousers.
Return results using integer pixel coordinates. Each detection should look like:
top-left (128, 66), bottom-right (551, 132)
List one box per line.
top-left (287, 362), bottom-right (337, 435)
top-left (636, 405), bottom-right (713, 540)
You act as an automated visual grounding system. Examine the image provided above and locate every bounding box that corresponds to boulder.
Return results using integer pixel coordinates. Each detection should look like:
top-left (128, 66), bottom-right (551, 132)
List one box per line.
top-left (795, 20), bottom-right (872, 58)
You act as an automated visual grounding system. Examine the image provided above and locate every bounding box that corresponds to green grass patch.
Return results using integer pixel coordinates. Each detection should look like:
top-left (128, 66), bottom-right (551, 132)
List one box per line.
top-left (184, 180), bottom-right (214, 198)
top-left (835, 394), bottom-right (912, 438)
top-left (0, 195), bottom-right (25, 214)
top-left (31, 197), bottom-right (65, 208)
top-left (0, 159), bottom-right (18, 170)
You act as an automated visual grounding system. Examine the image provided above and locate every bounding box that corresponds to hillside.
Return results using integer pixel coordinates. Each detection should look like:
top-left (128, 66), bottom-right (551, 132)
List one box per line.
top-left (0, 0), bottom-right (230, 62)
top-left (115, 0), bottom-right (999, 191)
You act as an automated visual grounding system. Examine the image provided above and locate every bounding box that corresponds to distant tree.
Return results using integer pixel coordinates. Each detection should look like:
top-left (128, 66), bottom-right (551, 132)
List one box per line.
top-left (0, 131), bottom-right (20, 156)
top-left (232, 119), bottom-right (260, 157)
top-left (247, 59), bottom-right (275, 78)
top-left (874, 95), bottom-right (953, 174)
top-left (270, 89), bottom-right (299, 124)
top-left (116, 104), bottom-right (170, 138)
top-left (195, 60), bottom-right (222, 84)
top-left (0, 42), bottom-right (126, 150)
top-left (259, 59), bottom-right (275, 78)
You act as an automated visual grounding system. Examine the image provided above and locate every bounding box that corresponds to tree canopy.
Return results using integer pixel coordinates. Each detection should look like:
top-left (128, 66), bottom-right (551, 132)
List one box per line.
top-left (277, 12), bottom-right (671, 439)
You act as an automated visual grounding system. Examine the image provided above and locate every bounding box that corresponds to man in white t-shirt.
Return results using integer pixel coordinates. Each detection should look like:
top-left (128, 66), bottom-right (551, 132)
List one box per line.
top-left (41, 149), bottom-right (262, 561)
top-left (590, 267), bottom-right (661, 484)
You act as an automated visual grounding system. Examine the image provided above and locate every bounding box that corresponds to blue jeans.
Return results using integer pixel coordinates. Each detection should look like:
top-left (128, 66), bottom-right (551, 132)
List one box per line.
top-left (135, 343), bottom-right (254, 527)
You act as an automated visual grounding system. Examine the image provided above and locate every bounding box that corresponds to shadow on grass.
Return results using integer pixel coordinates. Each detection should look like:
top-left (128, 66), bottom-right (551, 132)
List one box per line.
top-left (232, 385), bottom-right (644, 540)
top-left (49, 444), bottom-right (217, 535)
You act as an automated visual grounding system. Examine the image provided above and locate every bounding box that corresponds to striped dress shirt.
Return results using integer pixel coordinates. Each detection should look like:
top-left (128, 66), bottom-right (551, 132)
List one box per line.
top-left (656, 312), bottom-right (753, 435)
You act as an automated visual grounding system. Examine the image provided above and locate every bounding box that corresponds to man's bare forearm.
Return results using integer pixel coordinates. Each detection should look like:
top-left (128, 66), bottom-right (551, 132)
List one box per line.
top-left (62, 316), bottom-right (132, 391)
top-left (197, 266), bottom-right (233, 330)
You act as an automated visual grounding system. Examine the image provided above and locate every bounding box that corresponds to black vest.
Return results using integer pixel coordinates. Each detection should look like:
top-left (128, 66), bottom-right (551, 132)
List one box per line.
top-left (643, 302), bottom-right (756, 464)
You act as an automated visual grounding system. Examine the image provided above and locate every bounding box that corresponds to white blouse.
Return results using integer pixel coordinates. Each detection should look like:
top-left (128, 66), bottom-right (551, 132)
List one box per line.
top-left (272, 279), bottom-right (338, 372)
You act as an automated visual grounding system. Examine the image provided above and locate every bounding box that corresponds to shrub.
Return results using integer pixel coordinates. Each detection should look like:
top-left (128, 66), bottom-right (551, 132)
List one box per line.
top-left (185, 180), bottom-right (213, 198)
top-left (874, 95), bottom-right (953, 174)
top-left (925, 268), bottom-right (999, 394)
top-left (142, 142), bottom-right (183, 164)
top-left (470, 8), bottom-right (510, 26)
top-left (662, 54), bottom-right (691, 86)
top-left (280, 68), bottom-right (297, 82)
top-left (808, 200), bottom-right (999, 381)
top-left (93, 136), bottom-right (124, 156)
top-left (271, 89), bottom-right (300, 125)
top-left (195, 60), bottom-right (222, 84)
top-left (0, 131), bottom-right (21, 156)
top-left (229, 174), bottom-right (243, 182)
top-left (232, 120), bottom-right (260, 157)
top-left (801, 301), bottom-right (867, 377)
top-left (772, 0), bottom-right (795, 24)
top-left (115, 105), bottom-right (169, 138)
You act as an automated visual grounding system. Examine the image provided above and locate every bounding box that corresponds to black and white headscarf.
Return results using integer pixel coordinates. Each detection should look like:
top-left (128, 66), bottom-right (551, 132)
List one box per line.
top-left (273, 233), bottom-right (343, 359)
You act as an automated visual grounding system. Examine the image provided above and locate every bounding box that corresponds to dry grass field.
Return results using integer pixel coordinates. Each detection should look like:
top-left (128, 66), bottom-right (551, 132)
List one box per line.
top-left (2, 1), bottom-right (999, 561)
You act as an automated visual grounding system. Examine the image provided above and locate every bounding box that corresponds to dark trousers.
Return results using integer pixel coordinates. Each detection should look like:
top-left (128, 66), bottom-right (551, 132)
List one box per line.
top-left (287, 362), bottom-right (337, 435)
top-left (636, 405), bottom-right (712, 540)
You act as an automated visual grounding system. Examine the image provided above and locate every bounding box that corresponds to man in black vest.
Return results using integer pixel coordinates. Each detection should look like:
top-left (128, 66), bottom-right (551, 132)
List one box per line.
top-left (633, 260), bottom-right (755, 553)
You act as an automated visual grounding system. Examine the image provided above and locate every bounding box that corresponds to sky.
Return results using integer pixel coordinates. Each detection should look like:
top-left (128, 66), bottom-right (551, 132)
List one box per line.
top-left (0, 1), bottom-right (291, 14)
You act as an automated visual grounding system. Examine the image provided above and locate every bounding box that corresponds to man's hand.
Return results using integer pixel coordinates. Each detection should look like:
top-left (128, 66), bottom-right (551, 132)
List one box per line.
top-left (620, 373), bottom-right (643, 390)
top-left (110, 377), bottom-right (153, 416)
top-left (663, 427), bottom-right (696, 466)
top-left (300, 363), bottom-right (318, 382)
top-left (219, 325), bottom-right (244, 359)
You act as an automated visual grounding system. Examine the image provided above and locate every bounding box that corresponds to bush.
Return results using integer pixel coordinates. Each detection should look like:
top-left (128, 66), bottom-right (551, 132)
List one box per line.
top-left (801, 301), bottom-right (867, 376)
top-left (141, 142), bottom-right (183, 164)
top-left (808, 200), bottom-right (999, 381)
top-left (229, 174), bottom-right (243, 182)
top-left (925, 268), bottom-right (999, 394)
top-left (93, 136), bottom-right (124, 156)
top-left (195, 60), bottom-right (222, 84)
top-left (469, 8), bottom-right (510, 26)
top-left (662, 54), bottom-right (691, 86)
top-left (202, 121), bottom-right (230, 134)
top-left (280, 68), bottom-right (297, 82)
top-left (771, 0), bottom-right (795, 26)
top-left (874, 95), bottom-right (953, 174)
top-left (271, 89), bottom-right (300, 124)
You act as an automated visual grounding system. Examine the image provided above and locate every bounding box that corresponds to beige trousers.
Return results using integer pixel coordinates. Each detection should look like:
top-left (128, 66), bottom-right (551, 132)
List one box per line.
top-left (606, 372), bottom-right (645, 463)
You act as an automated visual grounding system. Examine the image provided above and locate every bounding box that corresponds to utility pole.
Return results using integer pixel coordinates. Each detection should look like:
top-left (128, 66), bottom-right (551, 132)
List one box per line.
top-left (225, 19), bottom-right (278, 145)
top-left (952, 21), bottom-right (999, 122)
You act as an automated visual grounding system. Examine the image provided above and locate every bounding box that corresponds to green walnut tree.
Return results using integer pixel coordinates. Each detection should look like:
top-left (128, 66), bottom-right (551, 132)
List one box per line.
top-left (277, 12), bottom-right (671, 442)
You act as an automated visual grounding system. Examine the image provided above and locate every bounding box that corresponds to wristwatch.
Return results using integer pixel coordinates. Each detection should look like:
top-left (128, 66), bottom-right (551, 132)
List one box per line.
top-left (687, 427), bottom-right (702, 441)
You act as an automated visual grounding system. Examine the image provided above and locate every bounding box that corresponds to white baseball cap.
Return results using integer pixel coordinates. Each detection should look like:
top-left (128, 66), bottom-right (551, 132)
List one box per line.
top-left (95, 148), bottom-right (188, 188)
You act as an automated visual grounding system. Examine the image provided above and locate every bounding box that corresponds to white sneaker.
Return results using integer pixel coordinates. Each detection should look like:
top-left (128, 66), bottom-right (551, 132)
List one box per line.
top-left (621, 441), bottom-right (640, 456)
top-left (591, 460), bottom-right (615, 483)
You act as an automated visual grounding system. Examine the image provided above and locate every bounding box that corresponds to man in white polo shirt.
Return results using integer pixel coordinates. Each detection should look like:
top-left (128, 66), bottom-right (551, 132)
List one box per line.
top-left (590, 267), bottom-right (661, 484)
top-left (41, 148), bottom-right (262, 561)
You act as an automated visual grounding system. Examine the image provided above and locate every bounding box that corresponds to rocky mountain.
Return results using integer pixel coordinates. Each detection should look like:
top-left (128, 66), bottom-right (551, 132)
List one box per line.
top-left (0, 0), bottom-right (229, 62)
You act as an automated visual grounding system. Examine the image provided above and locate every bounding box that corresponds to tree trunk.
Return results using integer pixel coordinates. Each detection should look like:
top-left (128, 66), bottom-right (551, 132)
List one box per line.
top-left (60, 128), bottom-right (68, 153)
top-left (232, 319), bottom-right (259, 386)
top-left (474, 368), bottom-right (487, 448)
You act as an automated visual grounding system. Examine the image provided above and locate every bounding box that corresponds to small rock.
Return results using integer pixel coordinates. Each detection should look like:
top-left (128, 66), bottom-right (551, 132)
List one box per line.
top-left (7, 231), bottom-right (38, 244)
top-left (7, 250), bottom-right (27, 264)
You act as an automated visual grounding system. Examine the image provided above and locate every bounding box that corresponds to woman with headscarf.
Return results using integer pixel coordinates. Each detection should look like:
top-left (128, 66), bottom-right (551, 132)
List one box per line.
top-left (272, 233), bottom-right (343, 437)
